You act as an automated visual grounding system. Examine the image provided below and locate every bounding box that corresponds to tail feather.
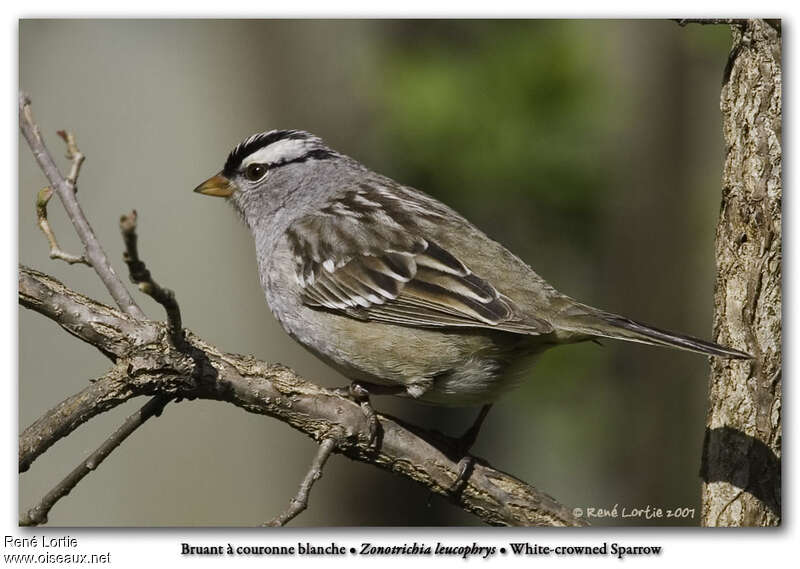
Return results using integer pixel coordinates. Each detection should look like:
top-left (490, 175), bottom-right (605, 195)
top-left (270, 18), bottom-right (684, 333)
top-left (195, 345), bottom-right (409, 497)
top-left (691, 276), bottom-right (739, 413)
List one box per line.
top-left (566, 308), bottom-right (752, 360)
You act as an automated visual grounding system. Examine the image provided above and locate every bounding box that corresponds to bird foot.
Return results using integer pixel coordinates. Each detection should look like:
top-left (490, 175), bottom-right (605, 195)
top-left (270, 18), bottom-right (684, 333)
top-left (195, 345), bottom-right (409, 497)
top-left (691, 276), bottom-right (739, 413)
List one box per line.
top-left (448, 404), bottom-right (493, 495)
top-left (451, 456), bottom-right (477, 496)
top-left (334, 382), bottom-right (380, 449)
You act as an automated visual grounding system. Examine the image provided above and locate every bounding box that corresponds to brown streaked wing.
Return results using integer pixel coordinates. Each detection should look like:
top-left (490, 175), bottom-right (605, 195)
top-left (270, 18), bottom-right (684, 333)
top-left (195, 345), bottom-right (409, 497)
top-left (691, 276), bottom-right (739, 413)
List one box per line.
top-left (289, 184), bottom-right (552, 335)
top-left (300, 241), bottom-right (551, 335)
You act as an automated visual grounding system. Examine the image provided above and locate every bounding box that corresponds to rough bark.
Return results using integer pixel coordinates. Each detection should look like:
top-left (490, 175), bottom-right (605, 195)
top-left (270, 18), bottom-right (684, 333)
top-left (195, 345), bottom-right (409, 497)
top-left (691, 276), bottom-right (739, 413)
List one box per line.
top-left (18, 265), bottom-right (585, 527)
top-left (701, 19), bottom-right (782, 527)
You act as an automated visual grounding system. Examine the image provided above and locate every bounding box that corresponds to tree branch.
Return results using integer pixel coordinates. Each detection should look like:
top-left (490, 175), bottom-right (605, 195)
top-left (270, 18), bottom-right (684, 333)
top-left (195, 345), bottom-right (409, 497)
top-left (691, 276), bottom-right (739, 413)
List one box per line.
top-left (36, 186), bottom-right (91, 265)
top-left (56, 129), bottom-right (85, 187)
top-left (120, 210), bottom-right (186, 349)
top-left (22, 203), bottom-right (187, 525)
top-left (20, 365), bottom-right (141, 473)
top-left (18, 266), bottom-right (161, 361)
top-left (266, 437), bottom-right (338, 526)
top-left (20, 395), bottom-right (171, 526)
top-left (18, 264), bottom-right (585, 527)
top-left (19, 93), bottom-right (145, 319)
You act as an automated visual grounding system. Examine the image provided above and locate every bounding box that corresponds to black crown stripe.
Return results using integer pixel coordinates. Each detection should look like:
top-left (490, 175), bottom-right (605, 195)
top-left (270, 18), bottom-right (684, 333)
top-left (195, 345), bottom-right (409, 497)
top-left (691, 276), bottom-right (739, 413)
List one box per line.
top-left (223, 130), bottom-right (313, 176)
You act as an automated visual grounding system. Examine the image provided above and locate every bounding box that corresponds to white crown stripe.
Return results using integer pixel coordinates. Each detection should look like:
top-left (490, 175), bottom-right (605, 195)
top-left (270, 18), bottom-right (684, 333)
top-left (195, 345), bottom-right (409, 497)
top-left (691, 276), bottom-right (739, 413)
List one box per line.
top-left (241, 138), bottom-right (317, 168)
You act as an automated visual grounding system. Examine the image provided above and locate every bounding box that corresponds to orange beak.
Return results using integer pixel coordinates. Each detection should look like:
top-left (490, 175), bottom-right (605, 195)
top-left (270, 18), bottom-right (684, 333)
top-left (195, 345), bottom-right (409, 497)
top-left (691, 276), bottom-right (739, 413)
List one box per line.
top-left (193, 173), bottom-right (234, 198)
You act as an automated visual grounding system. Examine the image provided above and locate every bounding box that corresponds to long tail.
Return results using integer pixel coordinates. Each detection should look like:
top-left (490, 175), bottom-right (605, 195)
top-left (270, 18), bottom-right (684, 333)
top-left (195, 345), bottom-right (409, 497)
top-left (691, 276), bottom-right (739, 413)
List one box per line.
top-left (562, 306), bottom-right (752, 359)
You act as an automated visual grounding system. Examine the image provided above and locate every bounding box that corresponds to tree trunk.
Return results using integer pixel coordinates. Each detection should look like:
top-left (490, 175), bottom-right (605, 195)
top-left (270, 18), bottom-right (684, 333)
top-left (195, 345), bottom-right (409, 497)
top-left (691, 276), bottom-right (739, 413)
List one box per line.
top-left (701, 19), bottom-right (782, 527)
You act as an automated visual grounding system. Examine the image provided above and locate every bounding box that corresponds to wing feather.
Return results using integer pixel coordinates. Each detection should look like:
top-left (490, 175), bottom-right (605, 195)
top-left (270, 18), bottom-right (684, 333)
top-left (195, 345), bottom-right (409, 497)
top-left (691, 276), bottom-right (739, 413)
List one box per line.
top-left (287, 185), bottom-right (552, 335)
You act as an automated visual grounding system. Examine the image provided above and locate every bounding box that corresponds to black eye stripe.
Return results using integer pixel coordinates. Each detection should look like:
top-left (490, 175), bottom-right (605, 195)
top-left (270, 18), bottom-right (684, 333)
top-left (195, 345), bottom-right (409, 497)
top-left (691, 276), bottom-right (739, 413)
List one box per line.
top-left (268, 149), bottom-right (336, 170)
top-left (239, 149), bottom-right (336, 179)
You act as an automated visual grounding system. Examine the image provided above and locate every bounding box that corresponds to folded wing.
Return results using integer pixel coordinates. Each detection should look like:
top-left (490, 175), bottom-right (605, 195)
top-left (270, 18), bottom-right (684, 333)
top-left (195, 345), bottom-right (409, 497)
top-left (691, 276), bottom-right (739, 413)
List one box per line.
top-left (286, 186), bottom-right (552, 335)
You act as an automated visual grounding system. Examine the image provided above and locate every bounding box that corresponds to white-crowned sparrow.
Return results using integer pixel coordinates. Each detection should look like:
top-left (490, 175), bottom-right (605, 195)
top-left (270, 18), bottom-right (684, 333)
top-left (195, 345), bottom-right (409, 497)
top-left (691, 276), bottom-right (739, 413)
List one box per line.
top-left (194, 129), bottom-right (749, 448)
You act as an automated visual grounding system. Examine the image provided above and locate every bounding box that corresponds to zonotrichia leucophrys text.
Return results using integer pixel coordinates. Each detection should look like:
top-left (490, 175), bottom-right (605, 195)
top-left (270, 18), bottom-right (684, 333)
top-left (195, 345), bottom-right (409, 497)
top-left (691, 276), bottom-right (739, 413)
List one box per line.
top-left (194, 129), bottom-right (749, 452)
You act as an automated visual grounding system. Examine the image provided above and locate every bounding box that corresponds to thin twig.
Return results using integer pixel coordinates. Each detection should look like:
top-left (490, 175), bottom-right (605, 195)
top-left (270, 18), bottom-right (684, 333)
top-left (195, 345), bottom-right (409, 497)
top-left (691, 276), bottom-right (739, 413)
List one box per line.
top-left (20, 395), bottom-right (171, 526)
top-left (266, 438), bottom-right (338, 526)
top-left (119, 211), bottom-right (185, 348)
top-left (31, 125), bottom-right (89, 265)
top-left (18, 93), bottom-right (145, 319)
top-left (36, 187), bottom-right (91, 265)
top-left (56, 130), bottom-right (85, 188)
top-left (20, 102), bottom-right (174, 529)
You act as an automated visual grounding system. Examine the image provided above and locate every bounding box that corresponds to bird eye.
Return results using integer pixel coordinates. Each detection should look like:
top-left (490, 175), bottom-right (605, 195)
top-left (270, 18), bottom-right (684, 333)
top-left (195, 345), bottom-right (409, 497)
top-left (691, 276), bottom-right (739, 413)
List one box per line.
top-left (244, 163), bottom-right (267, 181)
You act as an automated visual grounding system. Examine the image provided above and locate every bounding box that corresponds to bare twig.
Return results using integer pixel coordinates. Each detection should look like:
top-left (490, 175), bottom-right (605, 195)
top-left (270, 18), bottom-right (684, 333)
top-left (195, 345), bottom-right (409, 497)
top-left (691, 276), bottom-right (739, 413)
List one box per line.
top-left (56, 129), bottom-right (85, 188)
top-left (36, 187), bottom-right (91, 265)
top-left (19, 93), bottom-right (145, 319)
top-left (20, 395), bottom-right (171, 526)
top-left (30, 124), bottom-right (89, 265)
top-left (19, 265), bottom-right (585, 527)
top-left (120, 211), bottom-right (185, 348)
top-left (23, 203), bottom-right (184, 522)
top-left (21, 108), bottom-right (185, 528)
top-left (266, 437), bottom-right (338, 526)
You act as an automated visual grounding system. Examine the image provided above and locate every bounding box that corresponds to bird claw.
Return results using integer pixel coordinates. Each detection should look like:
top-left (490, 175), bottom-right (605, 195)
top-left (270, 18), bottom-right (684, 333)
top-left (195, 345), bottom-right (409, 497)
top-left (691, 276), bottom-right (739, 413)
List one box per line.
top-left (448, 404), bottom-right (493, 495)
top-left (359, 399), bottom-right (379, 448)
top-left (451, 455), bottom-right (476, 496)
top-left (336, 382), bottom-right (380, 449)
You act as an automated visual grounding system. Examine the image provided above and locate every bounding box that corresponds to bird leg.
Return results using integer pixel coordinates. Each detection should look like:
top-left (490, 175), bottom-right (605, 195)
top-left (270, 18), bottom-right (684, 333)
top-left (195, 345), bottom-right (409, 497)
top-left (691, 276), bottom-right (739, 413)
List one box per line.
top-left (451, 404), bottom-right (493, 495)
top-left (333, 381), bottom-right (404, 449)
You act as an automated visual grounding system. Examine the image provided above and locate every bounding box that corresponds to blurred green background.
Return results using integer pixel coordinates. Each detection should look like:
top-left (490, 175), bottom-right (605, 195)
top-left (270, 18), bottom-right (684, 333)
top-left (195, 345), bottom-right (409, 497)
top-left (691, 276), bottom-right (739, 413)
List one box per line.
top-left (19, 19), bottom-right (731, 526)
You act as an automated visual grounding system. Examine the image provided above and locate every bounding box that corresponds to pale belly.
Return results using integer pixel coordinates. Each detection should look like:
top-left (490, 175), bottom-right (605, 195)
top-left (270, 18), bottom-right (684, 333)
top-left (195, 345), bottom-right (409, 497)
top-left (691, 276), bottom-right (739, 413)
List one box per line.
top-left (280, 304), bottom-right (551, 407)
